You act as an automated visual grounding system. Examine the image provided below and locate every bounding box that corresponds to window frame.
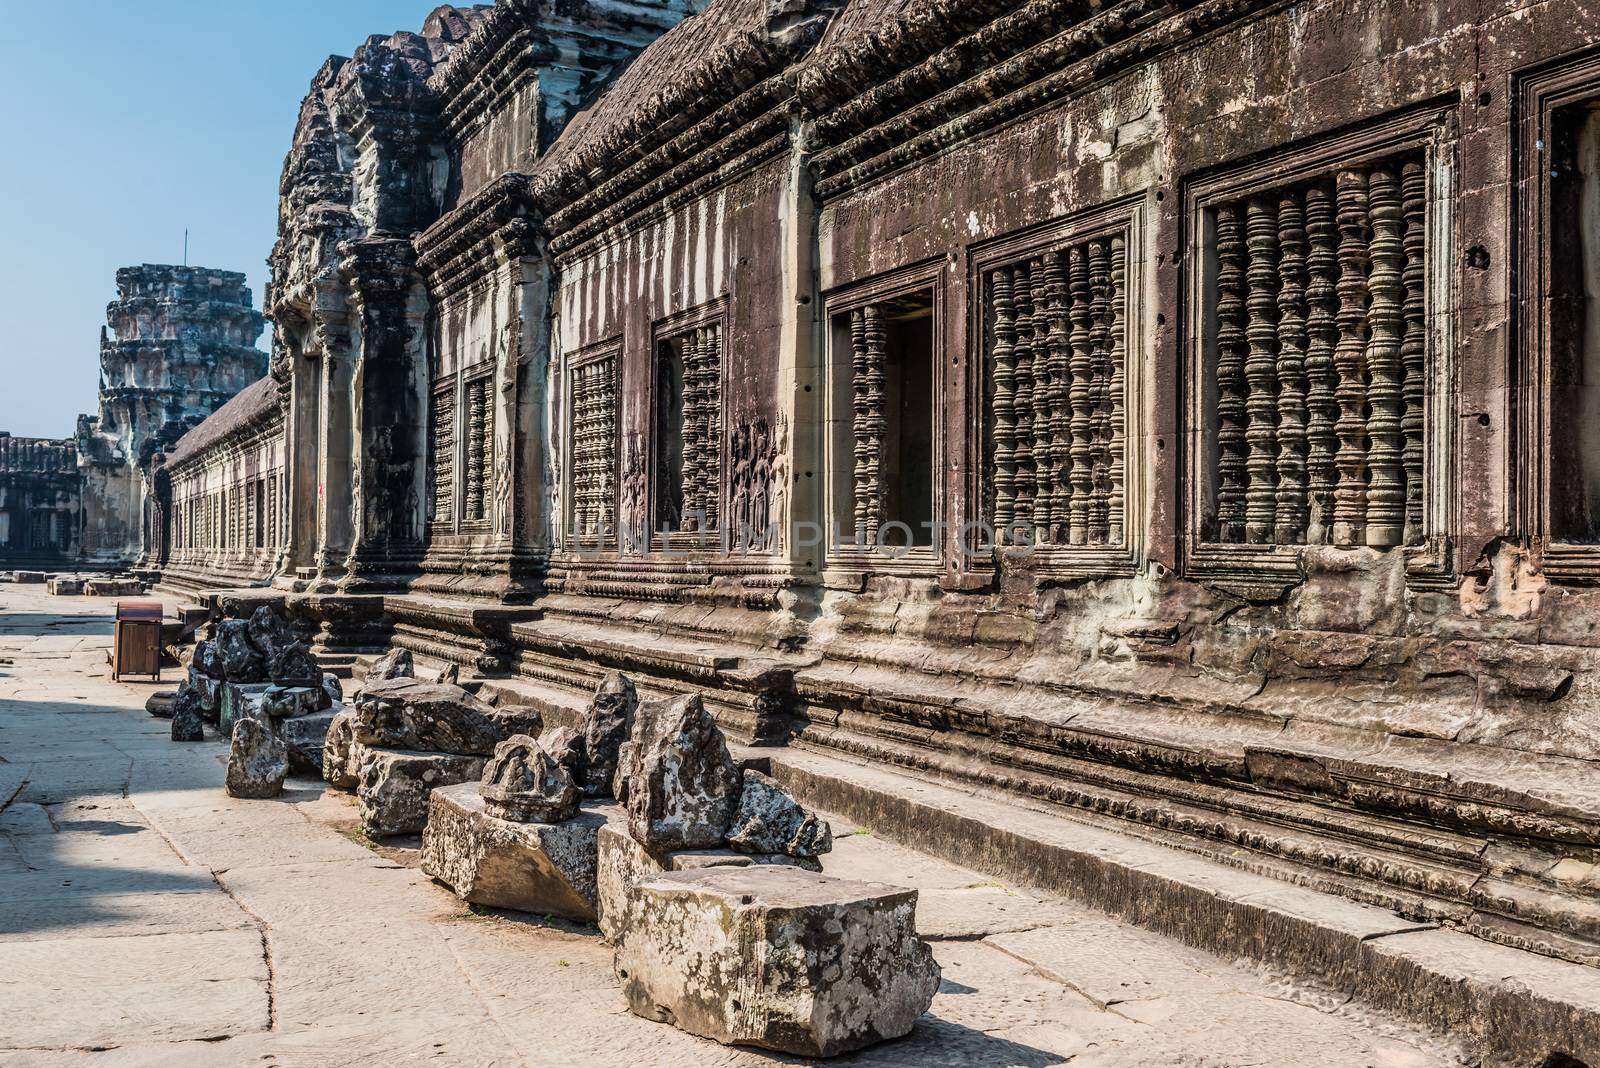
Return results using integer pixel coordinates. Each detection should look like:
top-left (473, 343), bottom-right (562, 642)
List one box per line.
top-left (646, 297), bottom-right (729, 555)
top-left (965, 195), bottom-right (1149, 581)
top-left (1517, 48), bottom-right (1600, 581)
top-left (558, 338), bottom-right (622, 554)
top-left (1180, 104), bottom-right (1459, 597)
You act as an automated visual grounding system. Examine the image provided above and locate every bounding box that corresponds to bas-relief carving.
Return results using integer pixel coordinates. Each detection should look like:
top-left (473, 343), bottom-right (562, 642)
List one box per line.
top-left (729, 415), bottom-right (781, 552)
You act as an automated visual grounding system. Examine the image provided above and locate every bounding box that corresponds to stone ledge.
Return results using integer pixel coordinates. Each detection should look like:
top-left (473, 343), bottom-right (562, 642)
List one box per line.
top-left (762, 743), bottom-right (1600, 1067)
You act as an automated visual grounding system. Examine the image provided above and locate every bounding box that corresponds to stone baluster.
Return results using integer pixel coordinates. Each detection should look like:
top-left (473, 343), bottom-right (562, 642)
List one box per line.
top-left (1244, 197), bottom-right (1281, 544)
top-left (863, 304), bottom-right (887, 544)
top-left (1400, 160), bottom-right (1427, 545)
top-left (1029, 260), bottom-right (1054, 543)
top-left (1044, 251), bottom-right (1071, 544)
top-left (850, 309), bottom-right (871, 543)
top-left (1107, 235), bottom-right (1126, 545)
top-left (1332, 169), bottom-right (1371, 547)
top-left (1089, 239), bottom-right (1113, 544)
top-left (1013, 266), bottom-right (1037, 531)
top-left (599, 356), bottom-right (617, 538)
top-left (1274, 189), bottom-right (1310, 544)
top-left (1364, 166), bottom-right (1406, 549)
top-left (433, 385), bottom-right (454, 525)
top-left (1214, 203), bottom-right (1249, 543)
top-left (1068, 246), bottom-right (1095, 544)
top-left (467, 376), bottom-right (488, 522)
top-left (990, 271), bottom-right (1019, 537)
top-left (681, 331), bottom-right (705, 530)
top-left (703, 325), bottom-right (722, 533)
top-left (1304, 182), bottom-right (1340, 545)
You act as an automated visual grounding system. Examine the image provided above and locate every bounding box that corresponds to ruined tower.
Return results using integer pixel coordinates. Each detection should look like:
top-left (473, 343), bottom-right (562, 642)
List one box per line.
top-left (77, 265), bottom-right (267, 567)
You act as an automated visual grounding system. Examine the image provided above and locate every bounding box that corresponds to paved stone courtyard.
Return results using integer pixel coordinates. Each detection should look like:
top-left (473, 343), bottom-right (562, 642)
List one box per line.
top-left (0, 584), bottom-right (1470, 1067)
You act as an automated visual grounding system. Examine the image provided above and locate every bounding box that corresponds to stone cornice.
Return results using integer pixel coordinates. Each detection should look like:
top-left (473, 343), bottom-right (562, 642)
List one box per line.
top-left (415, 172), bottom-right (539, 298)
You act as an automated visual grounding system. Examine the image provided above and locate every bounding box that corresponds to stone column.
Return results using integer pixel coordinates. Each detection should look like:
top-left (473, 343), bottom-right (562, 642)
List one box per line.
top-left (496, 219), bottom-right (551, 605)
top-left (275, 326), bottom-right (322, 589)
top-left (309, 290), bottom-right (354, 594)
top-left (339, 236), bottom-right (428, 593)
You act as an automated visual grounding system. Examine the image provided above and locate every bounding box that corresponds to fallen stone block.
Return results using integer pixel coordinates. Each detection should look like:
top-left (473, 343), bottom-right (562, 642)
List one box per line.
top-left (481, 735), bottom-right (580, 823)
top-left (84, 578), bottom-right (142, 596)
top-left (486, 704), bottom-right (544, 738)
top-left (283, 709), bottom-right (339, 775)
top-left (262, 685), bottom-right (321, 720)
top-left (245, 605), bottom-right (294, 658)
top-left (267, 642), bottom-right (320, 689)
top-left (365, 647), bottom-right (414, 684)
top-left (353, 678), bottom-right (513, 756)
top-left (193, 639), bottom-right (223, 679)
top-left (595, 823), bottom-right (819, 942)
top-left (226, 718), bottom-right (288, 799)
top-left (356, 747), bottom-right (486, 837)
top-left (145, 690), bottom-right (177, 719)
top-left (616, 866), bottom-right (939, 1057)
top-left (322, 673), bottom-right (342, 708)
top-left (219, 682), bottom-right (272, 736)
top-left (727, 770), bottom-right (833, 859)
top-left (421, 783), bottom-right (619, 920)
top-left (619, 694), bottom-right (741, 851)
top-left (13, 571), bottom-right (45, 584)
top-left (47, 577), bottom-right (84, 596)
top-left (322, 710), bottom-right (359, 789)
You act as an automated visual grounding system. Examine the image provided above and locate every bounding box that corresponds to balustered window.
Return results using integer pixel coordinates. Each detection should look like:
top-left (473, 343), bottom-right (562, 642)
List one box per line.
top-left (983, 231), bottom-right (1129, 549)
top-left (429, 377), bottom-right (454, 527)
top-left (1196, 149), bottom-right (1431, 552)
top-left (566, 347), bottom-right (618, 545)
top-left (825, 276), bottom-right (940, 563)
top-left (653, 321), bottom-right (723, 539)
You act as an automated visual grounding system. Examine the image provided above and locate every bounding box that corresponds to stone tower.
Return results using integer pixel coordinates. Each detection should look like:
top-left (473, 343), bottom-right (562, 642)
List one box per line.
top-left (77, 265), bottom-right (267, 567)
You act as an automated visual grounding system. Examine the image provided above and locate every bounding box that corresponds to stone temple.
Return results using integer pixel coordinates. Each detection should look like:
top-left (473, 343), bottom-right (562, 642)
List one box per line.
top-left (16, 0), bottom-right (1600, 1061)
top-left (0, 264), bottom-right (267, 571)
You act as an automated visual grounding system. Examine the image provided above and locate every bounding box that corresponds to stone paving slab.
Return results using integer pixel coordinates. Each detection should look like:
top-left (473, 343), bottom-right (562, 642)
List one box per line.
top-left (0, 585), bottom-right (1470, 1066)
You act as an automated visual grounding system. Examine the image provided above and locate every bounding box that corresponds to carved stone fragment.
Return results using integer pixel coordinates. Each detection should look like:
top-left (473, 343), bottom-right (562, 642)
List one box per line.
top-left (619, 694), bottom-right (742, 851)
top-left (581, 671), bottom-right (637, 798)
top-left (352, 678), bottom-right (512, 756)
top-left (356, 747), bottom-right (487, 837)
top-left (365, 647), bottom-right (414, 684)
top-left (479, 735), bottom-right (581, 823)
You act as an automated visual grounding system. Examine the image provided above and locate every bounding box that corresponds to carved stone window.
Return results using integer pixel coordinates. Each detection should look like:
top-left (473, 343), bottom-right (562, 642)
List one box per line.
top-left (825, 264), bottom-right (942, 570)
top-left (564, 345), bottom-right (618, 547)
top-left (971, 200), bottom-right (1147, 576)
top-left (429, 377), bottom-right (455, 527)
top-left (462, 371), bottom-right (493, 525)
top-left (1185, 110), bottom-right (1455, 591)
top-left (429, 368), bottom-right (493, 532)
top-left (1521, 56), bottom-right (1600, 580)
top-left (652, 310), bottom-right (725, 544)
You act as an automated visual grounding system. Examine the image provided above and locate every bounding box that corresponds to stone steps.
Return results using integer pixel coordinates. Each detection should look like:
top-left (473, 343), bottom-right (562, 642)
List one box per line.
top-left (758, 742), bottom-right (1600, 1067)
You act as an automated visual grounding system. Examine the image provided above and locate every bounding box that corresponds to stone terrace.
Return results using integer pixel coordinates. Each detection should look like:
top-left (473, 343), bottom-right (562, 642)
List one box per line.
top-left (0, 581), bottom-right (1465, 1066)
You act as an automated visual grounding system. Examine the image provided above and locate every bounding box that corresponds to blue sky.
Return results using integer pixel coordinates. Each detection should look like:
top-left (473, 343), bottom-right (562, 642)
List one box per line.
top-left (0, 0), bottom-right (446, 439)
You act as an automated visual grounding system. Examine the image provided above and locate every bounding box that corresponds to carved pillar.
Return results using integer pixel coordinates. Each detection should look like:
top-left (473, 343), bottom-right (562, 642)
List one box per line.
top-left (279, 328), bottom-right (322, 585)
top-left (1332, 169), bottom-right (1372, 548)
top-left (1274, 190), bottom-right (1310, 544)
top-left (1214, 205), bottom-right (1249, 543)
top-left (1400, 162), bottom-right (1427, 545)
top-left (338, 237), bottom-right (427, 592)
top-left (309, 293), bottom-right (354, 592)
top-left (1364, 167), bottom-right (1406, 548)
top-left (1244, 198), bottom-right (1281, 544)
top-left (1304, 182), bottom-right (1340, 545)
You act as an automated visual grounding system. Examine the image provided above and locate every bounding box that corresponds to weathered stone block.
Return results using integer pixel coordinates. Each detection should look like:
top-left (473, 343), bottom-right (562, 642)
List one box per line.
top-left (727, 770), bottom-right (833, 859)
top-left (217, 619), bottom-right (265, 682)
top-left (353, 678), bottom-right (513, 756)
top-left (219, 683), bottom-right (272, 736)
top-left (226, 718), bottom-right (288, 800)
top-left (191, 671), bottom-right (222, 719)
top-left (14, 571), bottom-right (45, 584)
top-left (245, 605), bottom-right (293, 658)
top-left (595, 823), bottom-right (819, 942)
top-left (47, 577), bottom-right (84, 596)
top-left (171, 695), bottom-right (205, 742)
top-left (421, 783), bottom-right (619, 920)
top-left (261, 685), bottom-right (320, 720)
top-left (283, 709), bottom-right (339, 774)
top-left (267, 642), bottom-right (320, 689)
top-left (321, 710), bottom-right (358, 789)
top-left (356, 747), bottom-right (486, 837)
top-left (321, 673), bottom-right (342, 708)
top-left (84, 578), bottom-right (141, 596)
top-left (616, 866), bottom-right (939, 1057)
top-left (620, 694), bottom-right (741, 851)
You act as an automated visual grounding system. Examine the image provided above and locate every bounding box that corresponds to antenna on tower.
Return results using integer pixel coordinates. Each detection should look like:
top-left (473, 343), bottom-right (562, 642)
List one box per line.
top-left (183, 229), bottom-right (189, 266)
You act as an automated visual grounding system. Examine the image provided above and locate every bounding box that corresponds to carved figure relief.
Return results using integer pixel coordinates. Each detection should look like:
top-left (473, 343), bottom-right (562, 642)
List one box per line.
top-left (729, 415), bottom-right (781, 552)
